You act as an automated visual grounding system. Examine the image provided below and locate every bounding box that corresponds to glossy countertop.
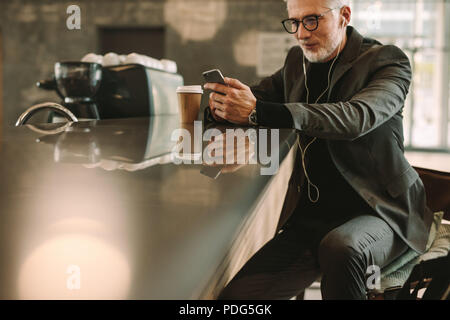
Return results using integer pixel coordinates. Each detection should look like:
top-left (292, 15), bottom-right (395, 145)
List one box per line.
top-left (0, 116), bottom-right (297, 299)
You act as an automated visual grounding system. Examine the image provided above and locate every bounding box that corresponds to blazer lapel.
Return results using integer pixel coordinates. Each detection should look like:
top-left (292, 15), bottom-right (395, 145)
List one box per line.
top-left (327, 26), bottom-right (364, 101)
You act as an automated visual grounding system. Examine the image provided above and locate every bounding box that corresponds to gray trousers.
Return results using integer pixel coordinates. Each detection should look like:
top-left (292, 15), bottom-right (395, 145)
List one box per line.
top-left (218, 213), bottom-right (409, 300)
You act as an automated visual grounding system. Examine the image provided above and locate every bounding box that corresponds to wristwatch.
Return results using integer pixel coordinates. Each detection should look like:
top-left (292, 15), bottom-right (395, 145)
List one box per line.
top-left (248, 108), bottom-right (258, 126)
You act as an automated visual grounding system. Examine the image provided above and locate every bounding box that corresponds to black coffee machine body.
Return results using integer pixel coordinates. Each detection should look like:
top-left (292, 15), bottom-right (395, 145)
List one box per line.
top-left (37, 62), bottom-right (184, 122)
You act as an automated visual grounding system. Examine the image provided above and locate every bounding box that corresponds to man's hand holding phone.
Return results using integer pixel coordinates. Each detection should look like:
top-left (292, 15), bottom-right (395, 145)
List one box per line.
top-left (203, 69), bottom-right (227, 123)
top-left (203, 69), bottom-right (257, 125)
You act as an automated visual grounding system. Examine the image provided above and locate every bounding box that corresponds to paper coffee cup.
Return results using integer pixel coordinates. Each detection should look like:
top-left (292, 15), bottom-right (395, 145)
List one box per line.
top-left (176, 86), bottom-right (203, 123)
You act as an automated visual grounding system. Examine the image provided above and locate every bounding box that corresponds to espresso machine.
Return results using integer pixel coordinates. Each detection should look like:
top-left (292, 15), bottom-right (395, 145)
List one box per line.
top-left (36, 61), bottom-right (184, 123)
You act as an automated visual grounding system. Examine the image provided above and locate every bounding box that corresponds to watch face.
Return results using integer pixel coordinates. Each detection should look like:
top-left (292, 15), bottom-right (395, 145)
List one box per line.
top-left (249, 110), bottom-right (256, 125)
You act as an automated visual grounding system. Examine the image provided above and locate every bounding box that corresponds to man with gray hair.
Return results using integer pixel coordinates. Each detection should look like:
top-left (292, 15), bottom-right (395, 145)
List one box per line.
top-left (204, 0), bottom-right (432, 299)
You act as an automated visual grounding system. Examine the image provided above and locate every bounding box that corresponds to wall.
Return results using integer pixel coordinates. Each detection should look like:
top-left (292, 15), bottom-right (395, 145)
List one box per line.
top-left (0, 0), bottom-right (287, 127)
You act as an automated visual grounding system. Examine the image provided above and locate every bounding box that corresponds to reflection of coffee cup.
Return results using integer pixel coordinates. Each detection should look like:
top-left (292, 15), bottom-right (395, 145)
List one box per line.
top-left (173, 122), bottom-right (202, 163)
top-left (176, 86), bottom-right (203, 123)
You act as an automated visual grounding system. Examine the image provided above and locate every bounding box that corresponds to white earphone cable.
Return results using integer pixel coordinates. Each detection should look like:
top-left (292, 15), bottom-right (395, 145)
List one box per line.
top-left (297, 21), bottom-right (345, 203)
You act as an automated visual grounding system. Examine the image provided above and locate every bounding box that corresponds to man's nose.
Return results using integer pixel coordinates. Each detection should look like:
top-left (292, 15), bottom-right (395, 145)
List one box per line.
top-left (297, 24), bottom-right (311, 41)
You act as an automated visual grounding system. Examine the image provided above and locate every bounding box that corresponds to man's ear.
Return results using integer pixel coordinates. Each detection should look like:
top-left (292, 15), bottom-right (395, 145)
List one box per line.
top-left (341, 6), bottom-right (351, 27)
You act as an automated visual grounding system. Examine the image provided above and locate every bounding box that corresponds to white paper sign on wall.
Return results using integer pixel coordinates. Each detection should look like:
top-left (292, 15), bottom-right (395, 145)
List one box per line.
top-left (257, 32), bottom-right (298, 77)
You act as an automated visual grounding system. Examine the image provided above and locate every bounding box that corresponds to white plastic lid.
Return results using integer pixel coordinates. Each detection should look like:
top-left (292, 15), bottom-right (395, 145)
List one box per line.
top-left (176, 85), bottom-right (203, 94)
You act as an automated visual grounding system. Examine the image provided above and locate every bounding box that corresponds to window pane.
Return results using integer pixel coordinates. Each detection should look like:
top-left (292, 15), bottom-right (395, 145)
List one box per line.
top-left (448, 66), bottom-right (450, 149)
top-left (411, 50), bottom-right (440, 147)
top-left (349, 0), bottom-right (449, 150)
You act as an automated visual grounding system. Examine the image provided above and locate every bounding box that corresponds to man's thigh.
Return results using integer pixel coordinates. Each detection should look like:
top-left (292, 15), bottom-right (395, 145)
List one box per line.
top-left (318, 214), bottom-right (409, 272)
top-left (218, 224), bottom-right (321, 300)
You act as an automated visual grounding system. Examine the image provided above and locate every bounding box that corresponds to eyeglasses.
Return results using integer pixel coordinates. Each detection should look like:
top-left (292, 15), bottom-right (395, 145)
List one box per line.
top-left (281, 7), bottom-right (341, 33)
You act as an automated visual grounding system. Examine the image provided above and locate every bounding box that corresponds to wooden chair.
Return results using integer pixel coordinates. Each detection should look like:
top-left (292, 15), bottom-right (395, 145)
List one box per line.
top-left (413, 167), bottom-right (450, 220)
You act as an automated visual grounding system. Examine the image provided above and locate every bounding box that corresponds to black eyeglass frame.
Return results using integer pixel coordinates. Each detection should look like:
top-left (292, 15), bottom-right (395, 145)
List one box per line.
top-left (281, 7), bottom-right (342, 33)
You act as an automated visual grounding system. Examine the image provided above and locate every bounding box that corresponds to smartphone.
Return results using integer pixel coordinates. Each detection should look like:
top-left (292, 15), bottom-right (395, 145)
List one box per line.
top-left (202, 69), bottom-right (226, 85)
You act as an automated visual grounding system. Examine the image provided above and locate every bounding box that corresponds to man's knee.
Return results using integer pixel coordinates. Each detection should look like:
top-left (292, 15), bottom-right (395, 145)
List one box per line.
top-left (317, 230), bottom-right (365, 272)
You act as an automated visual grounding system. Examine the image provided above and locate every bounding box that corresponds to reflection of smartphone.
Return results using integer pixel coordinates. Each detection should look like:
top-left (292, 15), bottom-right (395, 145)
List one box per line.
top-left (200, 164), bottom-right (223, 179)
top-left (202, 69), bottom-right (226, 85)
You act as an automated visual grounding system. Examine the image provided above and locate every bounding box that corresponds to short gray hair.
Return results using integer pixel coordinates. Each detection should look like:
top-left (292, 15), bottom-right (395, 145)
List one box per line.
top-left (326, 0), bottom-right (350, 8)
top-left (284, 0), bottom-right (350, 8)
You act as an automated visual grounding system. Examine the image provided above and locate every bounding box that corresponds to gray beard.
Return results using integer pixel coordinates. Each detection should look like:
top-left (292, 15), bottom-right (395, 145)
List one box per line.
top-left (302, 30), bottom-right (343, 63)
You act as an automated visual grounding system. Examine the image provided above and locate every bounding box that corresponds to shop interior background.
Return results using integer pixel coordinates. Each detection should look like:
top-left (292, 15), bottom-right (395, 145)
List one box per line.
top-left (0, 0), bottom-right (448, 153)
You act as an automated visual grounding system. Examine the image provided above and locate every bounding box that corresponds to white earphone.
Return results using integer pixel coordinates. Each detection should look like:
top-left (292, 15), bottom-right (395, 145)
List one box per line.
top-left (297, 18), bottom-right (346, 203)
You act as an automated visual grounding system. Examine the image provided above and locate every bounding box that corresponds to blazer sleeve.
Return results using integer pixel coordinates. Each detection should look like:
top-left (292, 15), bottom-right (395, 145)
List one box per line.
top-left (285, 45), bottom-right (412, 141)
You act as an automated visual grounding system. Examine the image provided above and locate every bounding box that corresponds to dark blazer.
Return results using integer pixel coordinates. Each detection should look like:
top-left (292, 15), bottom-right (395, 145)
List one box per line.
top-left (250, 26), bottom-right (433, 254)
